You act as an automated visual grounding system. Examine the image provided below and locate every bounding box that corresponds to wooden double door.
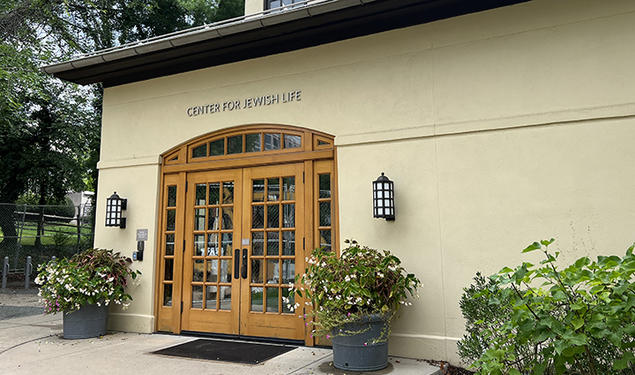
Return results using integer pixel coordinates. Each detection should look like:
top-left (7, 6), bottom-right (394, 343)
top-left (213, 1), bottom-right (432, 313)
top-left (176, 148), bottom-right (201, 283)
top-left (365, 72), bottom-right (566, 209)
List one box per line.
top-left (160, 163), bottom-right (306, 340)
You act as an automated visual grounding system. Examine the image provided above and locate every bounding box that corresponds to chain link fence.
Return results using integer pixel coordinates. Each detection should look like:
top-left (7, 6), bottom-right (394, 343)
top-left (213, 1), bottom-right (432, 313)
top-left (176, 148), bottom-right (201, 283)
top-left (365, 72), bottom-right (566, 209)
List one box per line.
top-left (0, 203), bottom-right (94, 288)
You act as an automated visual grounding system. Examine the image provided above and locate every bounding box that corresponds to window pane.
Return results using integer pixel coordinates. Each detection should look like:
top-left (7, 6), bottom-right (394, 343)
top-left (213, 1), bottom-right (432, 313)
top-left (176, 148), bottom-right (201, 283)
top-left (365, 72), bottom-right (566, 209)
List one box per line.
top-left (205, 286), bottom-right (217, 310)
top-left (206, 259), bottom-right (218, 282)
top-left (208, 207), bottom-right (219, 230)
top-left (220, 259), bottom-right (232, 283)
top-left (227, 135), bottom-right (243, 154)
top-left (282, 259), bottom-right (295, 284)
top-left (266, 287), bottom-right (279, 312)
top-left (283, 203), bottom-right (295, 228)
top-left (223, 182), bottom-right (234, 204)
top-left (267, 178), bottom-right (280, 201)
top-left (319, 201), bottom-right (331, 226)
top-left (221, 233), bottom-right (232, 256)
top-left (267, 231), bottom-right (279, 256)
top-left (196, 184), bottom-right (206, 205)
top-left (194, 208), bottom-right (205, 230)
top-left (167, 186), bottom-right (177, 207)
top-left (282, 231), bottom-right (295, 255)
top-left (320, 229), bottom-right (332, 251)
top-left (252, 179), bottom-right (265, 202)
top-left (267, 259), bottom-right (279, 284)
top-left (282, 177), bottom-right (295, 200)
top-left (166, 209), bottom-right (175, 231)
top-left (252, 205), bottom-right (264, 228)
top-left (264, 133), bottom-right (281, 150)
top-left (209, 183), bottom-right (220, 205)
top-left (209, 139), bottom-right (224, 156)
top-left (207, 233), bottom-right (218, 256)
top-left (219, 286), bottom-right (231, 310)
top-left (267, 205), bottom-right (280, 228)
top-left (192, 144), bottom-right (207, 158)
top-left (164, 259), bottom-right (174, 281)
top-left (319, 174), bottom-right (331, 198)
top-left (252, 232), bottom-right (264, 255)
top-left (282, 288), bottom-right (294, 313)
top-left (246, 133), bottom-right (261, 152)
top-left (222, 207), bottom-right (233, 230)
top-left (251, 287), bottom-right (263, 312)
top-left (193, 259), bottom-right (204, 282)
top-left (165, 234), bottom-right (175, 255)
top-left (163, 284), bottom-right (172, 306)
top-left (284, 134), bottom-right (301, 149)
top-left (252, 259), bottom-right (263, 283)
top-left (192, 285), bottom-right (203, 308)
top-left (194, 234), bottom-right (205, 256)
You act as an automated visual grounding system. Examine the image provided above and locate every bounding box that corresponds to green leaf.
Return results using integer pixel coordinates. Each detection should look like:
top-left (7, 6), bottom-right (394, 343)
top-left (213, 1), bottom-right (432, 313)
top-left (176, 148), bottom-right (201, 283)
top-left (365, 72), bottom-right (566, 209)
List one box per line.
top-left (540, 238), bottom-right (555, 247)
top-left (522, 242), bottom-right (542, 253)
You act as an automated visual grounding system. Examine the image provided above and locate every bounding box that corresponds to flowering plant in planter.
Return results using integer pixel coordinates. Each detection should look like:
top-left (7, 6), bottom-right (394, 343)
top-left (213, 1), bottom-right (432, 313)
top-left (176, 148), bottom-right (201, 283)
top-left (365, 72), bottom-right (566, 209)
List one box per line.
top-left (289, 239), bottom-right (421, 342)
top-left (36, 249), bottom-right (141, 313)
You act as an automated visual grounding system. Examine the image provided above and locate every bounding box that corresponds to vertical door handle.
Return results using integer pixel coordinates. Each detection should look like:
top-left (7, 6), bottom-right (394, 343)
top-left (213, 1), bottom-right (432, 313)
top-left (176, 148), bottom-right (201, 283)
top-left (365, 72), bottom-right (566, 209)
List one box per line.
top-left (241, 248), bottom-right (248, 279)
top-left (234, 249), bottom-right (240, 279)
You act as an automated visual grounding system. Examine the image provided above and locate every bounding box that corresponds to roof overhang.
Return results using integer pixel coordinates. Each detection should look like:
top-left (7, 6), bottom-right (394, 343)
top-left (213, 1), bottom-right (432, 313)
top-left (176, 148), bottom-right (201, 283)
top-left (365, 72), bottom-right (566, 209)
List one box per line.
top-left (42, 0), bottom-right (526, 87)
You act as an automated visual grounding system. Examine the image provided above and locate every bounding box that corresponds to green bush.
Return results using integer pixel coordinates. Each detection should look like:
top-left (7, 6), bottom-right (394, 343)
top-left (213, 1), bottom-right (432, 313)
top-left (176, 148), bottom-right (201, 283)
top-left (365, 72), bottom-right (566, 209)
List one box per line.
top-left (458, 239), bottom-right (634, 375)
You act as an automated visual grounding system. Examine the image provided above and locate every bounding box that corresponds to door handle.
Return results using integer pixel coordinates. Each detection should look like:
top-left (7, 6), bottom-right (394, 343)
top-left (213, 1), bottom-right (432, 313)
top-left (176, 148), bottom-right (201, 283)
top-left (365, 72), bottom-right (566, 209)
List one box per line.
top-left (241, 248), bottom-right (248, 279)
top-left (234, 249), bottom-right (240, 279)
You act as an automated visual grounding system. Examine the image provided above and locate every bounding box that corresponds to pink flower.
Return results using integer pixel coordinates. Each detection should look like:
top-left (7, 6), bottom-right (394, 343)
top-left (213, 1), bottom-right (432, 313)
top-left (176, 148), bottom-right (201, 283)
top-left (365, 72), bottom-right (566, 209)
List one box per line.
top-left (364, 343), bottom-right (368, 346)
top-left (347, 312), bottom-right (351, 317)
top-left (326, 334), bottom-right (330, 339)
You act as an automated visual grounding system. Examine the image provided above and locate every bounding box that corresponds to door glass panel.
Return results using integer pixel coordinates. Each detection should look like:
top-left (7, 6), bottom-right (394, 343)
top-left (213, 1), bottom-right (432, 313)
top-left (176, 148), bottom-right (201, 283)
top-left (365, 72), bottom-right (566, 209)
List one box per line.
top-left (227, 135), bottom-right (243, 154)
top-left (267, 205), bottom-right (279, 228)
top-left (192, 285), bottom-right (203, 308)
top-left (223, 182), bottom-right (234, 204)
top-left (164, 259), bottom-right (174, 281)
top-left (192, 144), bottom-right (207, 158)
top-left (252, 206), bottom-right (264, 228)
top-left (163, 284), bottom-right (172, 306)
top-left (209, 139), bottom-right (224, 156)
top-left (219, 286), bottom-right (231, 310)
top-left (252, 232), bottom-right (264, 255)
top-left (267, 231), bottom-right (279, 256)
top-left (207, 233), bottom-right (218, 256)
top-left (222, 207), bottom-right (233, 229)
top-left (165, 234), bottom-right (175, 255)
top-left (267, 178), bottom-right (280, 201)
top-left (281, 259), bottom-right (295, 284)
top-left (194, 234), bottom-right (205, 256)
top-left (221, 233), bottom-right (232, 256)
top-left (167, 186), bottom-right (177, 207)
top-left (252, 179), bottom-right (265, 202)
top-left (208, 207), bottom-right (219, 230)
top-left (196, 184), bottom-right (206, 205)
top-left (320, 229), bottom-right (331, 251)
top-left (282, 231), bottom-right (295, 255)
top-left (251, 259), bottom-right (263, 283)
top-left (282, 203), bottom-right (295, 228)
top-left (209, 183), bottom-right (220, 205)
top-left (284, 134), bottom-right (301, 149)
top-left (194, 208), bottom-right (205, 230)
top-left (266, 288), bottom-right (279, 312)
top-left (251, 287), bottom-right (263, 312)
top-left (193, 259), bottom-right (204, 282)
top-left (319, 201), bottom-right (331, 226)
top-left (206, 286), bottom-right (218, 310)
top-left (246, 133), bottom-right (261, 152)
top-left (282, 177), bottom-right (295, 200)
top-left (282, 288), bottom-right (294, 313)
top-left (319, 174), bottom-right (331, 198)
top-left (266, 259), bottom-right (279, 284)
top-left (206, 260), bottom-right (218, 282)
top-left (264, 133), bottom-right (281, 150)
top-left (220, 259), bottom-right (232, 283)
top-left (166, 210), bottom-right (175, 231)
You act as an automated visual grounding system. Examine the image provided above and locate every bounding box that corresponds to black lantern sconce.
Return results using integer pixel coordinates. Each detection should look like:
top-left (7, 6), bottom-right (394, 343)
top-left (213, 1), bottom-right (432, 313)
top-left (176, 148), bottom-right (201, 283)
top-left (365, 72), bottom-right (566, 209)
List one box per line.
top-left (373, 173), bottom-right (395, 221)
top-left (105, 192), bottom-right (127, 229)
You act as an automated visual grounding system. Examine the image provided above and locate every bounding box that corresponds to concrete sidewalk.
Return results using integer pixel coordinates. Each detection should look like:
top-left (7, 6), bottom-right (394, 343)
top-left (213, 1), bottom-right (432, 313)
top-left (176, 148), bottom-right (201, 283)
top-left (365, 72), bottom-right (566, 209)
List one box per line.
top-left (0, 295), bottom-right (442, 375)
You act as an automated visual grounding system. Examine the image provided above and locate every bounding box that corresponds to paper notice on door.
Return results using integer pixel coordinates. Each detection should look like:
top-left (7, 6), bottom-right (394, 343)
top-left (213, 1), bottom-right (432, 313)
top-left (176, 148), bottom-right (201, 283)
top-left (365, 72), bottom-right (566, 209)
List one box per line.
top-left (242, 238), bottom-right (249, 246)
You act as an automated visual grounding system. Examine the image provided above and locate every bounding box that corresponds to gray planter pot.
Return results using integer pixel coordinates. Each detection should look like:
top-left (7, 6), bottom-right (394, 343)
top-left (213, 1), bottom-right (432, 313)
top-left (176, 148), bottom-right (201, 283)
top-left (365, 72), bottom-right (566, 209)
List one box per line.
top-left (331, 314), bottom-right (389, 371)
top-left (63, 304), bottom-right (108, 339)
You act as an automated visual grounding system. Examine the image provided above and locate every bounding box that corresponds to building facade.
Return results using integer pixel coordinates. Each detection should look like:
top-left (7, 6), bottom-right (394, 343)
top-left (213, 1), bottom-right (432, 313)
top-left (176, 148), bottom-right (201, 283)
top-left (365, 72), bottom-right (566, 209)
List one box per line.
top-left (45, 0), bottom-right (635, 364)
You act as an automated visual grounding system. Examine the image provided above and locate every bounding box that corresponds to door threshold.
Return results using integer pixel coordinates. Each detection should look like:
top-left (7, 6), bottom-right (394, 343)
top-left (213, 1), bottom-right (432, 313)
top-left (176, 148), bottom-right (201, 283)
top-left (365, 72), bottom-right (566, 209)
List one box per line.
top-left (179, 330), bottom-right (304, 346)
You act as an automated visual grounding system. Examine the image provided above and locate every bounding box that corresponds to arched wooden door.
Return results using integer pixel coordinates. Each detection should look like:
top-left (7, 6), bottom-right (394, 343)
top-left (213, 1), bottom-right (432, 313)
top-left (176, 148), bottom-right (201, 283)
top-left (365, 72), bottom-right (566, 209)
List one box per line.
top-left (154, 125), bottom-right (338, 345)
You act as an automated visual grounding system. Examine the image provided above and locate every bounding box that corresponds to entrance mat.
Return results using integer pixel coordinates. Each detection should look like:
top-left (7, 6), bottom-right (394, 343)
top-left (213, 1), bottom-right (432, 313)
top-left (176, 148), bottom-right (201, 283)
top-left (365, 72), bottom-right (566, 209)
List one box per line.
top-left (152, 338), bottom-right (297, 364)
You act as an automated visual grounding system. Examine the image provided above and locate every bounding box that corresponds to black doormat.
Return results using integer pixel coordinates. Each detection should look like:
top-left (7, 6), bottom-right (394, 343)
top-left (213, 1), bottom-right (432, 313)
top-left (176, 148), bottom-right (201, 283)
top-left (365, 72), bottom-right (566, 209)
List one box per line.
top-left (152, 339), bottom-right (297, 364)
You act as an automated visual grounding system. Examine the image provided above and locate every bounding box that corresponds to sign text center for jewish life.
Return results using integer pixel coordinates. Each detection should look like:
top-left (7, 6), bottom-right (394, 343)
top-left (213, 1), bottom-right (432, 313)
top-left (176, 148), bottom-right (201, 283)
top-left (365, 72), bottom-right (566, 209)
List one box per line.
top-left (186, 89), bottom-right (302, 117)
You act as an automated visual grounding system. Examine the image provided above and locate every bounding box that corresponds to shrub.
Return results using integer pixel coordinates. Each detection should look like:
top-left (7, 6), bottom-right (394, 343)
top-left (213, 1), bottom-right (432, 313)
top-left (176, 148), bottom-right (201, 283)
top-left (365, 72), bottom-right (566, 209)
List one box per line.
top-left (35, 249), bottom-right (141, 313)
top-left (458, 239), bottom-right (634, 375)
top-left (290, 240), bottom-right (421, 341)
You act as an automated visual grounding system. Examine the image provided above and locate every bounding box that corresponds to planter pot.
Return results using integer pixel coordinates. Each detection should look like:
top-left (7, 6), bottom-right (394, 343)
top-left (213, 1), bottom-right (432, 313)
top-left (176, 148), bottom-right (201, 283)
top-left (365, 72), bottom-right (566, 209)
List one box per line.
top-left (331, 314), bottom-right (389, 371)
top-left (63, 304), bottom-right (108, 339)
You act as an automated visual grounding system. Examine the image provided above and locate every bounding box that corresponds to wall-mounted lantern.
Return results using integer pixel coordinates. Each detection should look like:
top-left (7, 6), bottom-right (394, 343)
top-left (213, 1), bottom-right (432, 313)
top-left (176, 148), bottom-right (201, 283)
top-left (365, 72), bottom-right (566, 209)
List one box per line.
top-left (373, 173), bottom-right (395, 221)
top-left (106, 192), bottom-right (127, 228)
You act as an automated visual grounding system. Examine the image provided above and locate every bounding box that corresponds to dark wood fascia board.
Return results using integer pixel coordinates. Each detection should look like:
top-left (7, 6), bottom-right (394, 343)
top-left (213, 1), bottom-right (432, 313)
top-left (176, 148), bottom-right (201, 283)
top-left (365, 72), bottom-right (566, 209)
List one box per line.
top-left (51, 0), bottom-right (526, 87)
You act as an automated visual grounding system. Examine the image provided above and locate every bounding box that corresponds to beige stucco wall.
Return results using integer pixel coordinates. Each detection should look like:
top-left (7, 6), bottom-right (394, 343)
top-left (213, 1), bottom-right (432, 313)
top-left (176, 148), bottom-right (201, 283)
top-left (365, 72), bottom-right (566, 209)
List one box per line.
top-left (96, 0), bottom-right (635, 365)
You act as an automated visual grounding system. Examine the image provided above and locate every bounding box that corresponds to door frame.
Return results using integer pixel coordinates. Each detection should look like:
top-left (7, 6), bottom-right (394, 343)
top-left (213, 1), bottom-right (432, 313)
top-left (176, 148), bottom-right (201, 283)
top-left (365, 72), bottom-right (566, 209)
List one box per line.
top-left (153, 124), bottom-right (339, 346)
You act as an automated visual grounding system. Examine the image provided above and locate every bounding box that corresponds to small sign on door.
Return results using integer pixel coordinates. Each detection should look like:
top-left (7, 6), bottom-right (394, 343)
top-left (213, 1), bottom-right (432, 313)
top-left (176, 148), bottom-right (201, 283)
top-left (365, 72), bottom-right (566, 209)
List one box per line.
top-left (136, 229), bottom-right (148, 242)
top-left (242, 238), bottom-right (250, 246)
